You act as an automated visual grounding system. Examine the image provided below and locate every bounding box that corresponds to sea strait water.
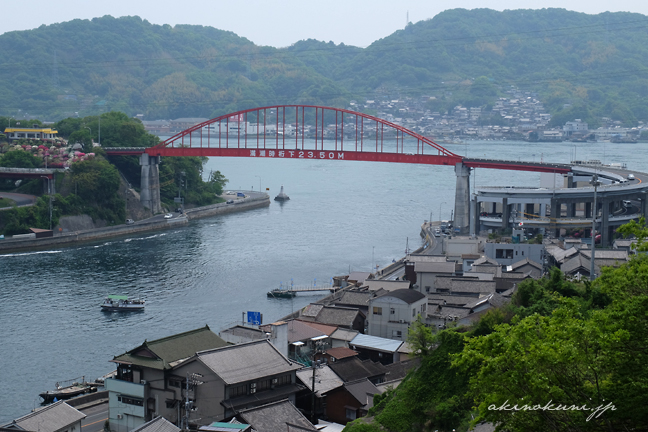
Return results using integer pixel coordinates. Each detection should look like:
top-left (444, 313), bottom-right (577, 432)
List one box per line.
top-left (0, 139), bottom-right (641, 422)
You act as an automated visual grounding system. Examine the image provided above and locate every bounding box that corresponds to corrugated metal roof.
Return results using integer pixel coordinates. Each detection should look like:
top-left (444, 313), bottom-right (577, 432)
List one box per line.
top-left (350, 334), bottom-right (402, 353)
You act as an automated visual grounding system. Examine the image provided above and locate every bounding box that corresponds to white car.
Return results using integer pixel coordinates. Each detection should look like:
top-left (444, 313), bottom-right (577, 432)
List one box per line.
top-left (225, 191), bottom-right (235, 195)
top-left (164, 213), bottom-right (173, 219)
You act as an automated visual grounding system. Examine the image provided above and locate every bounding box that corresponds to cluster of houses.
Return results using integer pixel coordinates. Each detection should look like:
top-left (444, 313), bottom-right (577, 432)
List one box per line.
top-left (2, 231), bottom-right (634, 432)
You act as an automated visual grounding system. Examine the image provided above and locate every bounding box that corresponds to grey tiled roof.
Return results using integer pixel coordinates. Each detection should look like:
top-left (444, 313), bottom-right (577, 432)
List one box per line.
top-left (335, 291), bottom-right (373, 307)
top-left (330, 328), bottom-right (359, 342)
top-left (510, 258), bottom-right (542, 271)
top-left (237, 399), bottom-right (316, 432)
top-left (361, 280), bottom-right (411, 291)
top-left (314, 306), bottom-right (364, 327)
top-left (328, 357), bottom-right (387, 383)
top-left (344, 379), bottom-right (381, 408)
top-left (5, 401), bottom-right (85, 432)
top-left (374, 289), bottom-right (426, 304)
top-left (434, 277), bottom-right (496, 294)
top-left (472, 256), bottom-right (499, 266)
top-left (197, 340), bottom-right (301, 385)
top-left (296, 365), bottom-right (344, 395)
top-left (579, 249), bottom-right (629, 261)
top-left (428, 293), bottom-right (481, 307)
top-left (131, 417), bottom-right (180, 432)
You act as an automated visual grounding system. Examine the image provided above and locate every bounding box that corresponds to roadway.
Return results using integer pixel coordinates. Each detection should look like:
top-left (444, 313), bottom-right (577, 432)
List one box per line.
top-left (0, 192), bottom-right (37, 209)
top-left (80, 403), bottom-right (109, 432)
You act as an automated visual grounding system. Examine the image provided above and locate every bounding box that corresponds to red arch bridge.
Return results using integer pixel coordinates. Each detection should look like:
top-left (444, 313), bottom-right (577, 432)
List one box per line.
top-left (106, 105), bottom-right (573, 234)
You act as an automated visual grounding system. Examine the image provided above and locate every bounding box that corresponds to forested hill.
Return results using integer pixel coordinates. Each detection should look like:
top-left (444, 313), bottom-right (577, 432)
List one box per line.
top-left (2, 9), bottom-right (648, 124)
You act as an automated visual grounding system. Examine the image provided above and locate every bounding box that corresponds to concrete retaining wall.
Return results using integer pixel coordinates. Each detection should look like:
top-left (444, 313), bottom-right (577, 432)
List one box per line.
top-left (0, 196), bottom-right (270, 253)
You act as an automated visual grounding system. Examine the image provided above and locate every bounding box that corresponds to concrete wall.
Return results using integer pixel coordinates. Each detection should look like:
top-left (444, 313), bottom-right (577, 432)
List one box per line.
top-left (0, 196), bottom-right (270, 253)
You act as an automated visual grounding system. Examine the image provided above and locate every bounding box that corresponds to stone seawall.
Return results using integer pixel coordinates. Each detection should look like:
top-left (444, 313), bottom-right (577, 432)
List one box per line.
top-left (0, 195), bottom-right (270, 253)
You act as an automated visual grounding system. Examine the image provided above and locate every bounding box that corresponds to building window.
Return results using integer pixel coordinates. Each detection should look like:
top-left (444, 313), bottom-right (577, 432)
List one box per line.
top-left (390, 308), bottom-right (395, 315)
top-left (229, 384), bottom-right (247, 398)
top-left (346, 408), bottom-right (357, 420)
top-left (258, 379), bottom-right (272, 391)
top-left (425, 286), bottom-right (431, 293)
top-left (276, 374), bottom-right (292, 386)
top-left (421, 303), bottom-right (426, 313)
top-left (118, 396), bottom-right (143, 406)
top-left (169, 379), bottom-right (183, 388)
top-left (496, 249), bottom-right (513, 259)
top-left (373, 307), bottom-right (382, 315)
top-left (412, 308), bottom-right (416, 317)
top-left (392, 330), bottom-right (402, 338)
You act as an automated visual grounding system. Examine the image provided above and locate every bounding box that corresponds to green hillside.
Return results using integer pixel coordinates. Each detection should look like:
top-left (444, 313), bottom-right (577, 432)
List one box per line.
top-left (1, 9), bottom-right (648, 124)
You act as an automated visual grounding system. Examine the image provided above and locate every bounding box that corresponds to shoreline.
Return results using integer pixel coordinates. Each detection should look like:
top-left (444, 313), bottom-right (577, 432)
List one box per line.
top-left (0, 194), bottom-right (270, 253)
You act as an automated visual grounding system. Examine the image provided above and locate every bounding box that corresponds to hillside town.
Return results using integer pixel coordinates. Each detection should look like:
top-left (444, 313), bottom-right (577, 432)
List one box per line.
top-left (2, 222), bottom-right (635, 432)
top-left (140, 87), bottom-right (647, 143)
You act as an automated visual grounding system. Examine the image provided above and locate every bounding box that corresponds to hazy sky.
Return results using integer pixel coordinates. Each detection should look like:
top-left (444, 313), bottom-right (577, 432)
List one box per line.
top-left (2, 0), bottom-right (648, 47)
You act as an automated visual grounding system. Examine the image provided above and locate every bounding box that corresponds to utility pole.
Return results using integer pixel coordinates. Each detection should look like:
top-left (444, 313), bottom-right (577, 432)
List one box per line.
top-left (590, 174), bottom-right (601, 280)
top-left (310, 340), bottom-right (325, 424)
top-left (183, 372), bottom-right (203, 430)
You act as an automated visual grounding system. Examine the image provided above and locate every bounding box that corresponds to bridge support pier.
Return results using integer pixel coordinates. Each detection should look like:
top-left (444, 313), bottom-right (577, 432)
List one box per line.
top-left (454, 163), bottom-right (471, 235)
top-left (140, 154), bottom-right (161, 214)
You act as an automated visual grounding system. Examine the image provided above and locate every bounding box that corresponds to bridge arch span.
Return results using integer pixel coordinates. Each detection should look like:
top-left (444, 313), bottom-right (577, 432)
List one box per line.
top-left (148, 105), bottom-right (463, 166)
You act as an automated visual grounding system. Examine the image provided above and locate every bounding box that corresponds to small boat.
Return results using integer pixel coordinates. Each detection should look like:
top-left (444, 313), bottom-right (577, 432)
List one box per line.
top-left (101, 295), bottom-right (145, 311)
top-left (267, 288), bottom-right (296, 298)
top-left (39, 377), bottom-right (97, 403)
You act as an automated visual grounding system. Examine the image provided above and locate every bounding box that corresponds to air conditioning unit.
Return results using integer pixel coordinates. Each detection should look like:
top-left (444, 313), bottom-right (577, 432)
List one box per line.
top-left (140, 380), bottom-right (147, 385)
top-left (250, 388), bottom-right (256, 394)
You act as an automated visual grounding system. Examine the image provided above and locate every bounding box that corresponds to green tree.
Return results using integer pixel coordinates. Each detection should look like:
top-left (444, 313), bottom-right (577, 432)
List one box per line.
top-left (0, 150), bottom-right (42, 168)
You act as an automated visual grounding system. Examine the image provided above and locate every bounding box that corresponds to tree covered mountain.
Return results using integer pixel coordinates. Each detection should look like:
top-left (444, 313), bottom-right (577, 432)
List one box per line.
top-left (1, 9), bottom-right (648, 125)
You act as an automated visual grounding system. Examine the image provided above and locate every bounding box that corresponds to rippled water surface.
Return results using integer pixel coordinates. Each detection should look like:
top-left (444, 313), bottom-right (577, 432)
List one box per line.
top-left (0, 140), bottom-right (641, 421)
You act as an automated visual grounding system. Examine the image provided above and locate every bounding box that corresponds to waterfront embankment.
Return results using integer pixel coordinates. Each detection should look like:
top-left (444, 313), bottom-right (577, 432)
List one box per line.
top-left (0, 193), bottom-right (270, 253)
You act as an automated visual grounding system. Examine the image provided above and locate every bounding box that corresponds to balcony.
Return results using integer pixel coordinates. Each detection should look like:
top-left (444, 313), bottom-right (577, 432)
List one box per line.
top-left (105, 377), bottom-right (146, 398)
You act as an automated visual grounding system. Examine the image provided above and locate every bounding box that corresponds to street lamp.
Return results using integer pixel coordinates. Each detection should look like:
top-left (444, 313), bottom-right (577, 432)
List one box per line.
top-left (255, 175), bottom-right (261, 193)
top-left (590, 174), bottom-right (601, 280)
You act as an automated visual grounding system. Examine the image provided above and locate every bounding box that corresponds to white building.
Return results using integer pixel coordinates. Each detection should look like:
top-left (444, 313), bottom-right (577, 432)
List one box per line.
top-left (367, 289), bottom-right (427, 340)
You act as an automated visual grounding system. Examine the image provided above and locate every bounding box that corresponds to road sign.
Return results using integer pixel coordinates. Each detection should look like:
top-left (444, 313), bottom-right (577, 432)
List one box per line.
top-left (247, 311), bottom-right (262, 325)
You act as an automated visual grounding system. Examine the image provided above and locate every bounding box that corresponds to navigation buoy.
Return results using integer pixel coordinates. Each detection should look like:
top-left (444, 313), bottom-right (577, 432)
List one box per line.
top-left (274, 185), bottom-right (290, 201)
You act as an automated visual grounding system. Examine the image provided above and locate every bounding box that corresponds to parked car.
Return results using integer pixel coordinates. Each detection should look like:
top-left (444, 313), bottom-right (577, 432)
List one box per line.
top-left (628, 174), bottom-right (635, 180)
top-left (126, 219), bottom-right (134, 225)
top-left (164, 213), bottom-right (173, 219)
top-left (225, 191), bottom-right (235, 195)
top-left (226, 200), bottom-right (234, 204)
top-left (236, 192), bottom-right (246, 197)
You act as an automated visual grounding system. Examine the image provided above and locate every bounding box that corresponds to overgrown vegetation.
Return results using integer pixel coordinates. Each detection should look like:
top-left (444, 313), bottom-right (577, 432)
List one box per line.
top-left (345, 224), bottom-right (648, 431)
top-left (0, 112), bottom-right (228, 235)
top-left (1, 10), bottom-right (648, 125)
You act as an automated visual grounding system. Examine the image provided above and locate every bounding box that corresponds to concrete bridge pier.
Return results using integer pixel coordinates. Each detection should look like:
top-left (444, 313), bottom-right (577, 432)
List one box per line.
top-left (140, 154), bottom-right (161, 214)
top-left (454, 163), bottom-right (471, 235)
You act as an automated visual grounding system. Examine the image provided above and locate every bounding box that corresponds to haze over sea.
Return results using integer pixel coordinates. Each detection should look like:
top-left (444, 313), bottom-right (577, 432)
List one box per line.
top-left (0, 139), bottom-right (641, 422)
